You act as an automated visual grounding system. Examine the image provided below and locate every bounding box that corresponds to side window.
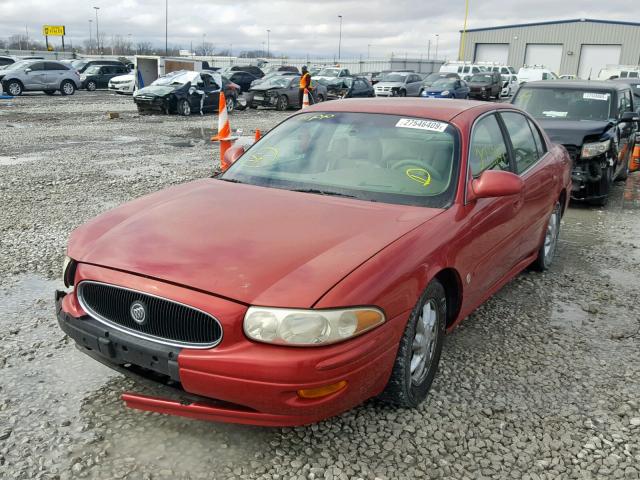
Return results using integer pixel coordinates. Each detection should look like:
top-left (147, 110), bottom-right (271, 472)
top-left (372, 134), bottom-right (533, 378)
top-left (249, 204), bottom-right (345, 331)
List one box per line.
top-left (30, 62), bottom-right (46, 71)
top-left (469, 114), bottom-right (510, 177)
top-left (542, 73), bottom-right (549, 80)
top-left (528, 119), bottom-right (547, 158)
top-left (618, 90), bottom-right (632, 116)
top-left (501, 112), bottom-right (540, 174)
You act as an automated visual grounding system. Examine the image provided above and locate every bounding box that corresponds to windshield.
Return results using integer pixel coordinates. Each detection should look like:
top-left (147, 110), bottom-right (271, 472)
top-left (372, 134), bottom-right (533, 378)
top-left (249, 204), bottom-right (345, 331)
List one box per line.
top-left (317, 68), bottom-right (340, 77)
top-left (151, 71), bottom-right (199, 86)
top-left (381, 73), bottom-right (408, 83)
top-left (425, 73), bottom-right (446, 82)
top-left (84, 66), bottom-right (101, 74)
top-left (470, 74), bottom-right (492, 83)
top-left (221, 112), bottom-right (459, 208)
top-left (514, 88), bottom-right (613, 121)
top-left (431, 79), bottom-right (456, 89)
top-left (4, 60), bottom-right (32, 71)
top-left (259, 76), bottom-right (294, 88)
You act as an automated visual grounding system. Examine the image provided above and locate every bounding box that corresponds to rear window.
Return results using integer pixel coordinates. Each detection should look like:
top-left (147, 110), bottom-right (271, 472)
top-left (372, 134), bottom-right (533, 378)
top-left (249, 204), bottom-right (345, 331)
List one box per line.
top-left (221, 112), bottom-right (460, 208)
top-left (513, 88), bottom-right (613, 121)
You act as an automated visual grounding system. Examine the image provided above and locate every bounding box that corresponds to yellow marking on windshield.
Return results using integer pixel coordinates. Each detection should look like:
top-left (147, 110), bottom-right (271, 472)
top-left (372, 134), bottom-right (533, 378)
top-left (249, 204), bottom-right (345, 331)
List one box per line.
top-left (246, 147), bottom-right (279, 167)
top-left (305, 114), bottom-right (336, 122)
top-left (406, 168), bottom-right (432, 187)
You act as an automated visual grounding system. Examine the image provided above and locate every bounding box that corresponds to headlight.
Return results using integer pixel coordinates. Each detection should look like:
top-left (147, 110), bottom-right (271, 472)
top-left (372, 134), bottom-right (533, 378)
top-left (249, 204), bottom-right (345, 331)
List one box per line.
top-left (244, 307), bottom-right (385, 346)
top-left (481, 87), bottom-right (487, 91)
top-left (441, 90), bottom-right (450, 96)
top-left (80, 75), bottom-right (86, 80)
top-left (581, 140), bottom-right (611, 159)
top-left (62, 256), bottom-right (77, 287)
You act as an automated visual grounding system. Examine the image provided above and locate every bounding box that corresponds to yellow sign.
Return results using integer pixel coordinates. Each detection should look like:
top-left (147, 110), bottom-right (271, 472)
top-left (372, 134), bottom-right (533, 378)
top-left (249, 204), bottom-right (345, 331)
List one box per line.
top-left (42, 25), bottom-right (65, 36)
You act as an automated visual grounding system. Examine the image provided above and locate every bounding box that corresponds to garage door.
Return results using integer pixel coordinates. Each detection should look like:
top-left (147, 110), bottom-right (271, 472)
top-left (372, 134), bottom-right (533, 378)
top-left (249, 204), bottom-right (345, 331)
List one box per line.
top-left (474, 44), bottom-right (509, 64)
top-left (578, 44), bottom-right (622, 80)
top-left (524, 44), bottom-right (563, 74)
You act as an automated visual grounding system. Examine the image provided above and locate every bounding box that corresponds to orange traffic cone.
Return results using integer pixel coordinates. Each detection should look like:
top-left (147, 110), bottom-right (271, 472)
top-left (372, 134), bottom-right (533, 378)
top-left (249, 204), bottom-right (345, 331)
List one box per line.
top-left (254, 129), bottom-right (261, 141)
top-left (211, 91), bottom-right (235, 169)
top-left (302, 88), bottom-right (310, 109)
top-left (631, 145), bottom-right (640, 173)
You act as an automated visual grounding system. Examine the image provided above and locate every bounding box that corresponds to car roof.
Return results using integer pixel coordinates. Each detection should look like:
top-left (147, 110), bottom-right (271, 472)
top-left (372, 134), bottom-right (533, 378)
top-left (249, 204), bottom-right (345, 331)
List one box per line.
top-left (610, 78), bottom-right (640, 86)
top-left (520, 80), bottom-right (623, 90)
top-left (303, 98), bottom-right (507, 121)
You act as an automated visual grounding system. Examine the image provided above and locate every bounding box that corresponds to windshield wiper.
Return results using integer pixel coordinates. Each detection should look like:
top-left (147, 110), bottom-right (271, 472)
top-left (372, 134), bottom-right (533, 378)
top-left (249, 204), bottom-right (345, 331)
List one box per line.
top-left (217, 177), bottom-right (244, 184)
top-left (291, 188), bottom-right (357, 199)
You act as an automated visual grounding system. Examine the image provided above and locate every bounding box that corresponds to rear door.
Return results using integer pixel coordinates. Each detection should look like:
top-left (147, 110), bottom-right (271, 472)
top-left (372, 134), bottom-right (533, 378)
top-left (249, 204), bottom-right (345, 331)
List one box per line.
top-left (351, 78), bottom-right (369, 97)
top-left (44, 62), bottom-right (69, 89)
top-left (499, 111), bottom-right (555, 262)
top-left (201, 73), bottom-right (219, 111)
top-left (407, 74), bottom-right (422, 96)
top-left (616, 89), bottom-right (636, 176)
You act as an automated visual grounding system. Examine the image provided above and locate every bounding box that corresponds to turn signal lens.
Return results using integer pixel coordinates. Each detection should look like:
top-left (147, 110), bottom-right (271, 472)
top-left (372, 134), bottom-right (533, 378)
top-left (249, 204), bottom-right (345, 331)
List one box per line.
top-left (244, 307), bottom-right (385, 346)
top-left (297, 381), bottom-right (347, 399)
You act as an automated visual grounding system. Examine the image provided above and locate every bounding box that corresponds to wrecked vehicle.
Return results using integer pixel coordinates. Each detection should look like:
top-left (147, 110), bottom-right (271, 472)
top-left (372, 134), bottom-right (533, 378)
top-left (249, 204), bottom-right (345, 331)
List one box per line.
top-left (56, 100), bottom-right (571, 426)
top-left (513, 80), bottom-right (639, 205)
top-left (133, 70), bottom-right (239, 116)
top-left (312, 67), bottom-right (351, 85)
top-left (373, 72), bottom-right (423, 97)
top-left (325, 76), bottom-right (375, 99)
top-left (247, 75), bottom-right (327, 110)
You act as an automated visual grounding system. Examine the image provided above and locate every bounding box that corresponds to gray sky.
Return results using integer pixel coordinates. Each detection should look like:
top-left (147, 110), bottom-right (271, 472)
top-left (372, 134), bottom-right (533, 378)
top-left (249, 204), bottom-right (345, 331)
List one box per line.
top-left (0, 0), bottom-right (635, 59)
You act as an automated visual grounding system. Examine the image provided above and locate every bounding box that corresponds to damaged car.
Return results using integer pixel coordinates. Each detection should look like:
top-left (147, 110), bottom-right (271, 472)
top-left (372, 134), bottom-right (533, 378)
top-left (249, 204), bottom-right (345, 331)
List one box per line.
top-left (133, 70), bottom-right (239, 116)
top-left (513, 80), bottom-right (639, 205)
top-left (247, 75), bottom-right (327, 110)
top-left (325, 76), bottom-right (375, 99)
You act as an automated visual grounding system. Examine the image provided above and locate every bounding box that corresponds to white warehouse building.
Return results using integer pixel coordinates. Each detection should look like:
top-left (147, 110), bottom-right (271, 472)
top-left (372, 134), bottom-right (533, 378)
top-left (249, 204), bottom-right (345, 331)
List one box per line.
top-left (460, 18), bottom-right (640, 79)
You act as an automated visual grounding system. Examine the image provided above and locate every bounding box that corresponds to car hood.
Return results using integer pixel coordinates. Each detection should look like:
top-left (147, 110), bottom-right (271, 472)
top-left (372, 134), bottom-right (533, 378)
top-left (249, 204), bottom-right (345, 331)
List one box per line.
top-left (68, 179), bottom-right (442, 308)
top-left (249, 85), bottom-right (283, 92)
top-left (535, 119), bottom-right (612, 146)
top-left (375, 81), bottom-right (403, 88)
top-left (468, 82), bottom-right (491, 88)
top-left (111, 74), bottom-right (134, 82)
top-left (134, 84), bottom-right (187, 97)
top-left (426, 87), bottom-right (449, 94)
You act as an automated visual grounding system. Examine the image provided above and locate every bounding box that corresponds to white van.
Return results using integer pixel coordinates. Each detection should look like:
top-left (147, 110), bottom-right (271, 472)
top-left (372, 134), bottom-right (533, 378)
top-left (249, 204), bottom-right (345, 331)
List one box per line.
top-left (439, 61), bottom-right (487, 80)
top-left (478, 62), bottom-right (517, 75)
top-left (517, 66), bottom-right (558, 84)
top-left (597, 65), bottom-right (640, 80)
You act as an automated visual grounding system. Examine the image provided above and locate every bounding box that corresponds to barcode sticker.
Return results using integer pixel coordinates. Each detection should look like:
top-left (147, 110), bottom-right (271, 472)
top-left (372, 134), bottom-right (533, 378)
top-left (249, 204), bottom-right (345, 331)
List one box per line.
top-left (396, 118), bottom-right (448, 132)
top-left (583, 92), bottom-right (610, 101)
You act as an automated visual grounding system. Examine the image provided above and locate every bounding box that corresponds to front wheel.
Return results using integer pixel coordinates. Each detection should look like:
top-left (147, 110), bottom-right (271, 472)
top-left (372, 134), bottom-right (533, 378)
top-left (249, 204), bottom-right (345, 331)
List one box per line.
top-left (226, 95), bottom-right (235, 113)
top-left (60, 80), bottom-right (76, 95)
top-left (276, 95), bottom-right (288, 111)
top-left (7, 80), bottom-right (23, 96)
top-left (532, 201), bottom-right (561, 271)
top-left (177, 98), bottom-right (191, 116)
top-left (379, 279), bottom-right (446, 407)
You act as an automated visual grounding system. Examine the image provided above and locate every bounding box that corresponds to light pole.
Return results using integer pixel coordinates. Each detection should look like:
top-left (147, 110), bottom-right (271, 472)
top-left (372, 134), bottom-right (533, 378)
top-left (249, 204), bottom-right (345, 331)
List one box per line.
top-left (202, 33), bottom-right (206, 55)
top-left (89, 20), bottom-right (93, 54)
top-left (435, 34), bottom-right (440, 59)
top-left (128, 33), bottom-right (132, 55)
top-left (93, 6), bottom-right (100, 54)
top-left (458, 0), bottom-right (469, 60)
top-left (165, 0), bottom-right (168, 55)
top-left (427, 40), bottom-right (431, 60)
top-left (266, 29), bottom-right (270, 58)
top-left (337, 15), bottom-right (343, 62)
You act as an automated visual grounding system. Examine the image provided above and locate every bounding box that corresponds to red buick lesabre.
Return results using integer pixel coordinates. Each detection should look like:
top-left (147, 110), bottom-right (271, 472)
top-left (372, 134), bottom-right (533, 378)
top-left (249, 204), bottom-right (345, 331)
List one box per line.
top-left (57, 99), bottom-right (571, 426)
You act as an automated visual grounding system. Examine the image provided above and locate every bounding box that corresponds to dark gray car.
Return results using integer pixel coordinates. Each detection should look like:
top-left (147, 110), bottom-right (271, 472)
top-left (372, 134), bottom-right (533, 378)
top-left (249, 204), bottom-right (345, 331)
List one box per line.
top-left (0, 60), bottom-right (80, 96)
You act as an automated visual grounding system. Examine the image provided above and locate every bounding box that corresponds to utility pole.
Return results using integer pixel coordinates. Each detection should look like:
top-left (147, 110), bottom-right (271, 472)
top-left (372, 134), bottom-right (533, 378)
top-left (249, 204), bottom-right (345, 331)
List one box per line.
top-left (93, 7), bottom-right (100, 54)
top-left (337, 15), bottom-right (343, 62)
top-left (202, 33), bottom-right (206, 55)
top-left (25, 25), bottom-right (29, 49)
top-left (165, 0), bottom-right (168, 55)
top-left (427, 40), bottom-right (431, 60)
top-left (458, 0), bottom-right (469, 60)
top-left (435, 34), bottom-right (440, 59)
top-left (266, 29), bottom-right (270, 58)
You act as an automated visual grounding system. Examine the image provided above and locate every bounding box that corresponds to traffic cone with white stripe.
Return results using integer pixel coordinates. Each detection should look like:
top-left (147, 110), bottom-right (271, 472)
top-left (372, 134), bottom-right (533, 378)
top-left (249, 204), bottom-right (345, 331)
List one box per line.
top-left (302, 88), bottom-right (310, 109)
top-left (631, 144), bottom-right (640, 173)
top-left (211, 91), bottom-right (236, 170)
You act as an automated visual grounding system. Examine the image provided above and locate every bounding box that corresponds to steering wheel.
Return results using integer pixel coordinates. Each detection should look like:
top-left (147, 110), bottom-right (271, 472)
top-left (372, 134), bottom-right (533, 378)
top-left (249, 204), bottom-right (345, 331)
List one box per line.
top-left (390, 159), bottom-right (445, 182)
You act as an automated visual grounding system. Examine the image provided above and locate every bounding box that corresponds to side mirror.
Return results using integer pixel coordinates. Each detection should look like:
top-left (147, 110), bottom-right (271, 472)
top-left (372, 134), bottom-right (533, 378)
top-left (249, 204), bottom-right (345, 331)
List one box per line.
top-left (24, 68), bottom-right (31, 73)
top-left (621, 111), bottom-right (640, 123)
top-left (468, 170), bottom-right (524, 201)
top-left (221, 144), bottom-right (245, 172)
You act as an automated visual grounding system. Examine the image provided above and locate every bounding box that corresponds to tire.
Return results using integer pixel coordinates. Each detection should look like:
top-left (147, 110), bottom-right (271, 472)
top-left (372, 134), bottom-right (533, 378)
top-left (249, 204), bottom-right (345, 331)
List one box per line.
top-left (532, 201), bottom-right (561, 271)
top-left (276, 95), bottom-right (288, 111)
top-left (6, 80), bottom-right (23, 96)
top-left (86, 81), bottom-right (97, 91)
top-left (379, 279), bottom-right (446, 408)
top-left (177, 98), bottom-right (191, 116)
top-left (225, 95), bottom-right (235, 113)
top-left (616, 162), bottom-right (629, 181)
top-left (398, 90), bottom-right (407, 97)
top-left (250, 105), bottom-right (258, 109)
top-left (318, 94), bottom-right (325, 102)
top-left (43, 90), bottom-right (56, 95)
top-left (60, 80), bottom-right (76, 96)
top-left (588, 164), bottom-right (612, 207)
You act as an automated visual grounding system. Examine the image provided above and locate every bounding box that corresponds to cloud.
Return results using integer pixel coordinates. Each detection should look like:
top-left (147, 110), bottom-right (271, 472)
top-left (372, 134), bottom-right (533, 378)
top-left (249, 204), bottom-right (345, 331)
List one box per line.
top-left (0, 0), bottom-right (635, 59)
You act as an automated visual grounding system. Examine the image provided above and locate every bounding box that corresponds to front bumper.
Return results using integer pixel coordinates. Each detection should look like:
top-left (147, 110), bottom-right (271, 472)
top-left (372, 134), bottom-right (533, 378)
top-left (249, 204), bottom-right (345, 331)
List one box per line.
top-left (469, 89), bottom-right (490, 99)
top-left (109, 82), bottom-right (134, 94)
top-left (56, 265), bottom-right (404, 426)
top-left (247, 92), bottom-right (279, 108)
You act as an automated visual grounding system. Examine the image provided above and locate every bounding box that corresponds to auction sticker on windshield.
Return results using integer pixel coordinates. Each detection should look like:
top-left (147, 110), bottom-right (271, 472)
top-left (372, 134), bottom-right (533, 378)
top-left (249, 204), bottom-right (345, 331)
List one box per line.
top-left (583, 92), bottom-right (610, 101)
top-left (396, 119), bottom-right (448, 133)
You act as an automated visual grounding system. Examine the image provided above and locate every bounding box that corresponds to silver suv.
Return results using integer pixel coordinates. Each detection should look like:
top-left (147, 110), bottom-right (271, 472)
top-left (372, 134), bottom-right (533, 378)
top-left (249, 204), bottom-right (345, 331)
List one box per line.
top-left (0, 60), bottom-right (80, 96)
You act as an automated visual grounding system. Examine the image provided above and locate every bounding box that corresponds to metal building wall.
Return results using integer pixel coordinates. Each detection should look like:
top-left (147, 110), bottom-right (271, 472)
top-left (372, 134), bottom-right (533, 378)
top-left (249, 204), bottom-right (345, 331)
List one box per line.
top-left (460, 20), bottom-right (640, 76)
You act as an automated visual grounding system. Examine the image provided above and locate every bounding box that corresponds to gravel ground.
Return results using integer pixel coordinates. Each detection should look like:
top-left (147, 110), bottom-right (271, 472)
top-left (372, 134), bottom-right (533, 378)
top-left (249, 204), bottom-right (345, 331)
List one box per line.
top-left (0, 91), bottom-right (639, 480)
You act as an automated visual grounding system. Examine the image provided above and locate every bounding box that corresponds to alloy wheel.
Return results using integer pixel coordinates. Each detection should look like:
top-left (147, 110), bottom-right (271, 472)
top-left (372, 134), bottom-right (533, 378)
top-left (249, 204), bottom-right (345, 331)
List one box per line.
top-left (410, 300), bottom-right (438, 385)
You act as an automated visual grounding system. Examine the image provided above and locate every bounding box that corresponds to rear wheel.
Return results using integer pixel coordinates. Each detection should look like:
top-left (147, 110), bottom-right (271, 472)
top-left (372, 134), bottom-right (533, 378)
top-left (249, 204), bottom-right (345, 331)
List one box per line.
top-left (589, 164), bottom-right (612, 207)
top-left (7, 80), bottom-right (23, 96)
top-left (86, 81), bottom-right (97, 91)
top-left (225, 95), bottom-right (235, 113)
top-left (532, 201), bottom-right (561, 271)
top-left (379, 279), bottom-right (446, 407)
top-left (60, 80), bottom-right (76, 95)
top-left (177, 99), bottom-right (191, 116)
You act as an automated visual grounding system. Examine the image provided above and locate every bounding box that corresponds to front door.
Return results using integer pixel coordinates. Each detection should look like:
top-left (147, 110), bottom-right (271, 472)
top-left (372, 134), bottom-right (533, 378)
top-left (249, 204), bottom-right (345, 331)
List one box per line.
top-left (24, 62), bottom-right (47, 90)
top-left (616, 89), bottom-right (636, 176)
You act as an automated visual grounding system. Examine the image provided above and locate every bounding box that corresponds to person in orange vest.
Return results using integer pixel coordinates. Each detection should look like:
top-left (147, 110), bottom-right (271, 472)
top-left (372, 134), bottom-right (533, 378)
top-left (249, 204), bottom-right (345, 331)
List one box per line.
top-left (298, 65), bottom-right (314, 108)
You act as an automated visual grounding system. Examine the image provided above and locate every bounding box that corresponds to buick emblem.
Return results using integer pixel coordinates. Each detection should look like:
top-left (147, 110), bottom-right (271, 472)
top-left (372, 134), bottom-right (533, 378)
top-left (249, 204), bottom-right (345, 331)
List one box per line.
top-left (130, 301), bottom-right (147, 325)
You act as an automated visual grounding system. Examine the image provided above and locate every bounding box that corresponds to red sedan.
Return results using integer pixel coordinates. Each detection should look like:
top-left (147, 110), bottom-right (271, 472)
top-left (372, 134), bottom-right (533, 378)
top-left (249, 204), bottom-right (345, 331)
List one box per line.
top-left (57, 99), bottom-right (571, 426)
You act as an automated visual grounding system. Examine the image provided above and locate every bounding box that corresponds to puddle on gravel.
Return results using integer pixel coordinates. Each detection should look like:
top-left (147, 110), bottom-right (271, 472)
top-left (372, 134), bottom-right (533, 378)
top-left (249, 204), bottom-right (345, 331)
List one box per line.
top-left (0, 154), bottom-right (42, 166)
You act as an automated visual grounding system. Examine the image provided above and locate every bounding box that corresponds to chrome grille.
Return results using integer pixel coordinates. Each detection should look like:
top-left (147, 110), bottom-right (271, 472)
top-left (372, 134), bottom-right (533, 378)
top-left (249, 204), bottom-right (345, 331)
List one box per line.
top-left (77, 281), bottom-right (222, 348)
